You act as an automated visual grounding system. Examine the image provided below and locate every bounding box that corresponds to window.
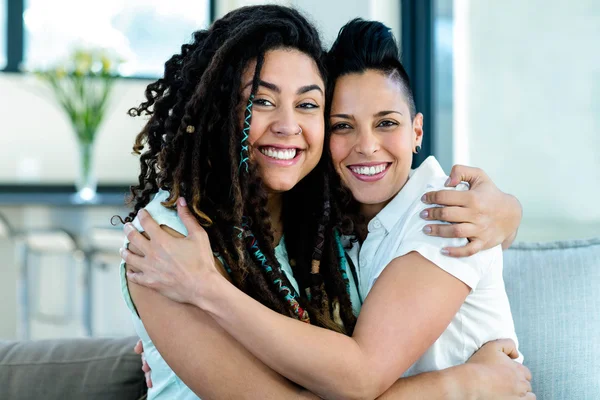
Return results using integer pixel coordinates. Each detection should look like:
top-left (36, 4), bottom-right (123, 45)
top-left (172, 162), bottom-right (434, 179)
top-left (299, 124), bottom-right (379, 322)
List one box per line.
top-left (0, 0), bottom-right (6, 69)
top-left (23, 0), bottom-right (210, 77)
top-left (433, 0), bottom-right (453, 172)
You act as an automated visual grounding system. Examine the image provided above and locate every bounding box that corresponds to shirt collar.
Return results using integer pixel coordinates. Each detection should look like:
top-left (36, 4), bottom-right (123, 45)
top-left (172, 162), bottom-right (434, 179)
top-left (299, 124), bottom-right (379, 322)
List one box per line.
top-left (371, 156), bottom-right (446, 233)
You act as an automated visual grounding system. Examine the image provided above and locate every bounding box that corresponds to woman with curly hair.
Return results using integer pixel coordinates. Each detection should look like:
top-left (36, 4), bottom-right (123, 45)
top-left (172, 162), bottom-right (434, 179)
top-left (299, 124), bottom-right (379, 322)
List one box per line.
top-left (121, 5), bottom-right (527, 399)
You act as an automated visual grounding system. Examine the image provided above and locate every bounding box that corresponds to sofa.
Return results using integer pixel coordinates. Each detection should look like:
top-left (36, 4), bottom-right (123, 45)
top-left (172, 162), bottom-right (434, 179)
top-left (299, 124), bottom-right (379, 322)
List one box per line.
top-left (1, 237), bottom-right (599, 400)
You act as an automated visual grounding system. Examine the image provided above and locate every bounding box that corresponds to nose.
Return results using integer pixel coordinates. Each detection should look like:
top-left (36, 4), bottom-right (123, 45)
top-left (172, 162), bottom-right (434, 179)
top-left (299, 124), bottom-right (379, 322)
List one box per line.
top-left (270, 106), bottom-right (301, 136)
top-left (354, 128), bottom-right (380, 156)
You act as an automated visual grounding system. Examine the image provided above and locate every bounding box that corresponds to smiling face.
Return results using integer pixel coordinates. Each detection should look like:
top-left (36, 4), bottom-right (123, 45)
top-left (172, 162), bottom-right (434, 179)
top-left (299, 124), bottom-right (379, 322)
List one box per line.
top-left (240, 48), bottom-right (325, 193)
top-left (329, 69), bottom-right (423, 217)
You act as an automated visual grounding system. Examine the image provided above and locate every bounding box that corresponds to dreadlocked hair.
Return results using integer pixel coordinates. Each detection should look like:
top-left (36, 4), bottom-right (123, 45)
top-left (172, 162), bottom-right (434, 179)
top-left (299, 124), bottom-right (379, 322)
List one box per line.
top-left (121, 5), bottom-right (356, 334)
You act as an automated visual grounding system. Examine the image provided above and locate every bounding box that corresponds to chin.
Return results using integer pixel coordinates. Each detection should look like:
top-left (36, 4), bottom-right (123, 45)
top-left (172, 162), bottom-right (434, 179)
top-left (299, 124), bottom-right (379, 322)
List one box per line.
top-left (350, 188), bottom-right (394, 206)
top-left (263, 178), bottom-right (299, 193)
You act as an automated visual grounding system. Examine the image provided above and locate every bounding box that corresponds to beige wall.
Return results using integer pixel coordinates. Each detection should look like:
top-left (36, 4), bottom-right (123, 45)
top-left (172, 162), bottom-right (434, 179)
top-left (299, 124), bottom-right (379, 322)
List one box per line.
top-left (454, 0), bottom-right (600, 240)
top-left (0, 74), bottom-right (147, 184)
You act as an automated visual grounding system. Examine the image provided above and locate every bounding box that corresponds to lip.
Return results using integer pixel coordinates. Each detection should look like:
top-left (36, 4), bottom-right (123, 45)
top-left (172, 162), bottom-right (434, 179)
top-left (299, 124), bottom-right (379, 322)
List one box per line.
top-left (255, 146), bottom-right (304, 167)
top-left (346, 162), bottom-right (391, 182)
top-left (258, 144), bottom-right (303, 150)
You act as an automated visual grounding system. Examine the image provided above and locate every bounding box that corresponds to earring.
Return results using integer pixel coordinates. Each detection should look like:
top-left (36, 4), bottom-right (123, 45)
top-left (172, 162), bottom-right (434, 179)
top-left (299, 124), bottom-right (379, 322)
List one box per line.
top-left (415, 145), bottom-right (421, 154)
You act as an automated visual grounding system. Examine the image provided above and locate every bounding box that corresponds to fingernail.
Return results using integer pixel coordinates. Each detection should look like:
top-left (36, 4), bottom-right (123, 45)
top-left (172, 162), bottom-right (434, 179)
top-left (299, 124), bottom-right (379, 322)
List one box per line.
top-left (422, 226), bottom-right (432, 234)
top-left (441, 248), bottom-right (450, 255)
top-left (124, 223), bottom-right (134, 233)
top-left (179, 197), bottom-right (187, 206)
top-left (445, 177), bottom-right (451, 187)
top-left (421, 194), bottom-right (429, 203)
top-left (420, 210), bottom-right (429, 219)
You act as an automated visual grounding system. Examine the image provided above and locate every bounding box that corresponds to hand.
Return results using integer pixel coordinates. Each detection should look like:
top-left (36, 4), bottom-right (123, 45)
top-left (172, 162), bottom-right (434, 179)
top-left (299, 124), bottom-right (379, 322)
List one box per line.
top-left (120, 197), bottom-right (218, 304)
top-left (134, 339), bottom-right (153, 388)
top-left (466, 339), bottom-right (534, 399)
top-left (421, 165), bottom-right (522, 257)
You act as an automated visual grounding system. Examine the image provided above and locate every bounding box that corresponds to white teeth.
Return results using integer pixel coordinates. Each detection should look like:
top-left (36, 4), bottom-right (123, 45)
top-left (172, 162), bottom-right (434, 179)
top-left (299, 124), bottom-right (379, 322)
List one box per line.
top-left (349, 164), bottom-right (388, 176)
top-left (260, 147), bottom-right (297, 160)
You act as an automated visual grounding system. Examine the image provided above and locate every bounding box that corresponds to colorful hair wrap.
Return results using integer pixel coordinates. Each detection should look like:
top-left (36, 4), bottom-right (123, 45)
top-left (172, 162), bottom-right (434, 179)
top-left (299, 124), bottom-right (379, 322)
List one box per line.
top-left (334, 229), bottom-right (351, 295)
top-left (240, 219), bottom-right (310, 323)
top-left (239, 94), bottom-right (254, 172)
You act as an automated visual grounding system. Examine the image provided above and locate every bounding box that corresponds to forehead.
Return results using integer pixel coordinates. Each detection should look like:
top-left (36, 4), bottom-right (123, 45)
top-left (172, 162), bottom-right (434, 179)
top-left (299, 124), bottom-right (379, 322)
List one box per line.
top-left (241, 48), bottom-right (324, 88)
top-left (331, 70), bottom-right (408, 114)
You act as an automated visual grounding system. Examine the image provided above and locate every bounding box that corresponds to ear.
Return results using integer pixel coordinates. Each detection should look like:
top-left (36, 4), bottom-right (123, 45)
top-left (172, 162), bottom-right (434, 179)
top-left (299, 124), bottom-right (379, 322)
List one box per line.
top-left (412, 113), bottom-right (424, 148)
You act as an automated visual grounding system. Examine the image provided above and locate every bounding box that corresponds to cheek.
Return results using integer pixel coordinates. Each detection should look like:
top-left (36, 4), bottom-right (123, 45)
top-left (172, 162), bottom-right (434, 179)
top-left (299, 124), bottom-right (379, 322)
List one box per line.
top-left (304, 120), bottom-right (325, 153)
top-left (386, 130), bottom-right (414, 160)
top-left (329, 135), bottom-right (350, 166)
top-left (247, 114), bottom-right (268, 144)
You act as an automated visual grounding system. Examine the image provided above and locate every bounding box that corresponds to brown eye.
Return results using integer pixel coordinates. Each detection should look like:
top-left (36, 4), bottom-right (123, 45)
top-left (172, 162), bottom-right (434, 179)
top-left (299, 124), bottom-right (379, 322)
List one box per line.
top-left (331, 123), bottom-right (352, 131)
top-left (298, 102), bottom-right (319, 109)
top-left (254, 98), bottom-right (274, 107)
top-left (377, 120), bottom-right (398, 128)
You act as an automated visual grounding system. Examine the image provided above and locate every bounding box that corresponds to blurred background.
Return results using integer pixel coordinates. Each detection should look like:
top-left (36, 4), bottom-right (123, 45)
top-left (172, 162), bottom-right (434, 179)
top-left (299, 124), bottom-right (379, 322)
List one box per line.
top-left (0, 0), bottom-right (598, 341)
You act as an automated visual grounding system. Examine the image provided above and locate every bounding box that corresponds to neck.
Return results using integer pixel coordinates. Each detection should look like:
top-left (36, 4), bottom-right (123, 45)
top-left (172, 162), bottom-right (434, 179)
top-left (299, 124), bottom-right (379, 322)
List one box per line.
top-left (267, 192), bottom-right (284, 246)
top-left (359, 203), bottom-right (387, 225)
top-left (358, 175), bottom-right (410, 236)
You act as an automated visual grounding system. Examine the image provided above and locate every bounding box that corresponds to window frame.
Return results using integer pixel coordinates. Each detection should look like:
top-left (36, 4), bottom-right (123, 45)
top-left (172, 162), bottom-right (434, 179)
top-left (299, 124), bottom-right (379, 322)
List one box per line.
top-left (1, 0), bottom-right (216, 77)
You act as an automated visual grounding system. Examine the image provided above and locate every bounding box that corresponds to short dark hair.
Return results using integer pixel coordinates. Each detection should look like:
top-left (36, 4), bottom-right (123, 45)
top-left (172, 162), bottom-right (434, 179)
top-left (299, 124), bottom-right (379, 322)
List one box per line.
top-left (326, 18), bottom-right (416, 119)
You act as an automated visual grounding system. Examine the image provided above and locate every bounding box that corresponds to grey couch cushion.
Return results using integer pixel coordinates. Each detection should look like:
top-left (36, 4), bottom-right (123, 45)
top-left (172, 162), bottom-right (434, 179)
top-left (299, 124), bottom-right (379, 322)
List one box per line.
top-left (0, 336), bottom-right (146, 400)
top-left (504, 238), bottom-right (600, 400)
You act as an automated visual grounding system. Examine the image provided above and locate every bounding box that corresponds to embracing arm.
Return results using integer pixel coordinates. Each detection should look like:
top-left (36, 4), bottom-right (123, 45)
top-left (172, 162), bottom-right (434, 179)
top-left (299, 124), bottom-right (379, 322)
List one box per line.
top-left (192, 252), bottom-right (469, 400)
top-left (126, 227), bottom-right (319, 400)
top-left (421, 165), bottom-right (522, 257)
top-left (124, 202), bottom-right (532, 400)
top-left (131, 267), bottom-right (489, 400)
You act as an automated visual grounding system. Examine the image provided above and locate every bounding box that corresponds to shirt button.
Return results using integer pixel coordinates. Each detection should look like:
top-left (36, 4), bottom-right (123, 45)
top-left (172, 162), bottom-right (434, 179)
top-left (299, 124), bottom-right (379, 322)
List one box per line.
top-left (373, 220), bottom-right (382, 229)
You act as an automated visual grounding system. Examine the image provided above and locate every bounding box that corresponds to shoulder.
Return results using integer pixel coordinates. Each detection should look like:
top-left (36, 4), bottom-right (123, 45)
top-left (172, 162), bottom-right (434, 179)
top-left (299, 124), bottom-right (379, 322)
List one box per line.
top-left (389, 178), bottom-right (496, 290)
top-left (132, 190), bottom-right (188, 237)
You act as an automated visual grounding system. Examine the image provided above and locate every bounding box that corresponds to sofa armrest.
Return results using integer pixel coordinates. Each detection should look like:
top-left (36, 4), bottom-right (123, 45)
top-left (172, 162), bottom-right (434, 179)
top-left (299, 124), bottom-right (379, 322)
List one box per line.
top-left (0, 336), bottom-right (146, 400)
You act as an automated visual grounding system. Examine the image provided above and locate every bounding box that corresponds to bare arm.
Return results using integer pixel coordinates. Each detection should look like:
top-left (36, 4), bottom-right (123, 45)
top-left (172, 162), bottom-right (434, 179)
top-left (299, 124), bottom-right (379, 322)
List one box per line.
top-left (189, 252), bottom-right (469, 400)
top-left (124, 203), bottom-right (532, 400)
top-left (127, 227), bottom-right (320, 400)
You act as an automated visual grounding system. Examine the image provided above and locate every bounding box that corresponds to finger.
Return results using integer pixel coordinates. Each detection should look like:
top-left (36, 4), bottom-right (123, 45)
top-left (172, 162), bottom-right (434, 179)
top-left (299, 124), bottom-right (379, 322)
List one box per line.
top-left (447, 165), bottom-right (488, 187)
top-left (422, 189), bottom-right (473, 207)
top-left (421, 206), bottom-right (473, 224)
top-left (134, 339), bottom-right (143, 354)
top-left (441, 239), bottom-right (484, 258)
top-left (126, 270), bottom-right (152, 288)
top-left (177, 197), bottom-right (204, 237)
top-left (424, 222), bottom-right (477, 239)
top-left (145, 371), bottom-right (153, 388)
top-left (120, 248), bottom-right (145, 269)
top-left (523, 377), bottom-right (533, 393)
top-left (494, 338), bottom-right (519, 359)
top-left (142, 360), bottom-right (151, 373)
top-left (519, 364), bottom-right (533, 382)
top-left (138, 209), bottom-right (163, 239)
top-left (123, 223), bottom-right (151, 256)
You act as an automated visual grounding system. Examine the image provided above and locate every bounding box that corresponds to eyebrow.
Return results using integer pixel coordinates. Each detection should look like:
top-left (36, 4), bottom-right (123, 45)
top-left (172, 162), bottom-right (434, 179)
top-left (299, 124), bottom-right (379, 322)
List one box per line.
top-left (374, 110), bottom-right (403, 117)
top-left (330, 111), bottom-right (403, 120)
top-left (243, 80), bottom-right (323, 95)
top-left (330, 113), bottom-right (355, 120)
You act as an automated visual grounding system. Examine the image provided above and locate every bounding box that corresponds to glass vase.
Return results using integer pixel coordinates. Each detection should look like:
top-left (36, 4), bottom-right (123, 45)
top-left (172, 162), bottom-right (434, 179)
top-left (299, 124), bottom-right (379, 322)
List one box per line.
top-left (74, 140), bottom-right (97, 203)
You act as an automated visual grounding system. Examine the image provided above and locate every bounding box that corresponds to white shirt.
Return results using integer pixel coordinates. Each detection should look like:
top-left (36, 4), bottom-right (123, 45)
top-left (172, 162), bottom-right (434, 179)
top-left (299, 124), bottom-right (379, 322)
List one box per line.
top-left (345, 156), bottom-right (523, 377)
